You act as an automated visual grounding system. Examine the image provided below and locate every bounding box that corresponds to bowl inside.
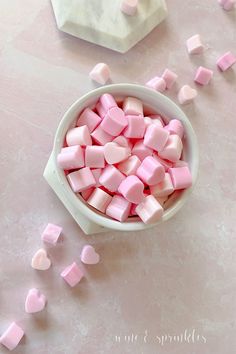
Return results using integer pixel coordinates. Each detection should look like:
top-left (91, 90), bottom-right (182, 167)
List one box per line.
top-left (52, 84), bottom-right (199, 231)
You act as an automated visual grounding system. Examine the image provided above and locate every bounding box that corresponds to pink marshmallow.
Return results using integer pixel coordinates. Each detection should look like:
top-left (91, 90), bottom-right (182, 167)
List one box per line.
top-left (0, 322), bottom-right (24, 351)
top-left (99, 165), bottom-right (125, 192)
top-left (91, 168), bottom-right (102, 187)
top-left (148, 115), bottom-right (165, 126)
top-left (118, 155), bottom-right (141, 176)
top-left (80, 188), bottom-right (94, 201)
top-left (173, 160), bottom-right (189, 168)
top-left (66, 126), bottom-right (92, 146)
top-left (89, 63), bottom-right (110, 85)
top-left (118, 175), bottom-right (145, 204)
top-left (132, 140), bottom-right (153, 161)
top-left (57, 145), bottom-right (84, 170)
top-left (87, 188), bottom-right (112, 213)
top-left (217, 51), bottom-right (236, 71)
top-left (144, 124), bottom-right (169, 152)
top-left (178, 85), bottom-right (197, 105)
top-left (123, 115), bottom-right (146, 139)
top-left (85, 146), bottom-right (105, 168)
top-left (67, 167), bottom-right (96, 193)
top-left (104, 142), bottom-right (131, 164)
top-left (80, 245), bottom-right (100, 265)
top-left (218, 0), bottom-right (236, 10)
top-left (113, 135), bottom-right (133, 149)
top-left (136, 156), bottom-right (165, 186)
top-left (106, 195), bottom-right (131, 222)
top-left (61, 262), bottom-right (84, 287)
top-left (25, 288), bottom-right (47, 314)
top-left (186, 34), bottom-right (204, 55)
top-left (91, 125), bottom-right (113, 145)
top-left (99, 93), bottom-right (117, 113)
top-left (150, 173), bottom-right (174, 197)
top-left (101, 107), bottom-right (128, 136)
top-left (153, 153), bottom-right (174, 171)
top-left (145, 76), bottom-right (166, 92)
top-left (169, 166), bottom-right (192, 190)
top-left (77, 108), bottom-right (101, 133)
top-left (161, 69), bottom-right (178, 89)
top-left (120, 0), bottom-right (138, 16)
top-left (41, 223), bottom-right (62, 245)
top-left (194, 66), bottom-right (213, 86)
top-left (159, 134), bottom-right (183, 162)
top-left (95, 102), bottom-right (107, 118)
top-left (135, 195), bottom-right (163, 224)
top-left (165, 119), bottom-right (184, 139)
top-left (123, 97), bottom-right (143, 116)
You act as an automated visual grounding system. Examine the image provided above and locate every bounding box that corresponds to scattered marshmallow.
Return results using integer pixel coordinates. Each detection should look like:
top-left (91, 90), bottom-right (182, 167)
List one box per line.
top-left (218, 0), bottom-right (236, 10)
top-left (61, 262), bottom-right (84, 287)
top-left (161, 69), bottom-right (178, 89)
top-left (31, 249), bottom-right (51, 270)
top-left (120, 0), bottom-right (138, 16)
top-left (217, 51), bottom-right (236, 71)
top-left (89, 63), bottom-right (110, 85)
top-left (80, 245), bottom-right (100, 264)
top-left (194, 66), bottom-right (213, 86)
top-left (0, 322), bottom-right (24, 351)
top-left (25, 288), bottom-right (47, 314)
top-left (178, 85), bottom-right (197, 105)
top-left (41, 223), bottom-right (62, 245)
top-left (146, 76), bottom-right (166, 92)
top-left (186, 34), bottom-right (204, 54)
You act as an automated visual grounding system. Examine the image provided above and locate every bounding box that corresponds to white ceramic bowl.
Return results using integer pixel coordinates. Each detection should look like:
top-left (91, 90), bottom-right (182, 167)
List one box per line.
top-left (45, 84), bottom-right (199, 233)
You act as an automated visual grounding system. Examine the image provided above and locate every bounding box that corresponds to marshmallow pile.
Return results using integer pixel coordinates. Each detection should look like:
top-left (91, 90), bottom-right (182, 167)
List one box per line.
top-left (57, 94), bottom-right (192, 224)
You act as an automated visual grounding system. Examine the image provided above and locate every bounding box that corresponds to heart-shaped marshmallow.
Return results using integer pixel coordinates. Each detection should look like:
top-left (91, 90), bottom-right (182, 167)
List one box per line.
top-left (136, 156), bottom-right (165, 186)
top-left (104, 142), bottom-right (131, 164)
top-left (80, 245), bottom-right (100, 265)
top-left (31, 249), bottom-right (51, 270)
top-left (118, 175), bottom-right (144, 204)
top-left (25, 288), bottom-right (47, 314)
top-left (178, 85), bottom-right (197, 105)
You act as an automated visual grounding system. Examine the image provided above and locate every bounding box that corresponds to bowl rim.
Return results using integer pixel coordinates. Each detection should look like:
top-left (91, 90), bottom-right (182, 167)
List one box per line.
top-left (52, 83), bottom-right (199, 231)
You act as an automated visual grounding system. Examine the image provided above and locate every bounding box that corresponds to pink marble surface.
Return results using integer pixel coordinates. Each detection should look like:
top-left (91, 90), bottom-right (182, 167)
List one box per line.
top-left (0, 1), bottom-right (236, 353)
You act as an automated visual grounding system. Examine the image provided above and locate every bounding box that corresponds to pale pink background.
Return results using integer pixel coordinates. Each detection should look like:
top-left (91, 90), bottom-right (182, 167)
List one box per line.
top-left (0, 1), bottom-right (236, 353)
